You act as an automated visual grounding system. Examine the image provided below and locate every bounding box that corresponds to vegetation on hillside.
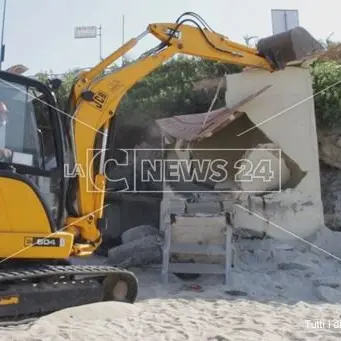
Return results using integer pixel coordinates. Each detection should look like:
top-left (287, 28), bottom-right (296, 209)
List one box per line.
top-left (35, 41), bottom-right (341, 131)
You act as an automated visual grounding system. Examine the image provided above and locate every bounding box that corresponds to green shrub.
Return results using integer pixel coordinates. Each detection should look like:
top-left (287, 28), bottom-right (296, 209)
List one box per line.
top-left (311, 60), bottom-right (341, 128)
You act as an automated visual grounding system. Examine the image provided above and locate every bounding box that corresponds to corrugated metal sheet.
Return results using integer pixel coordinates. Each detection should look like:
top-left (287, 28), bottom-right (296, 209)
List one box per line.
top-left (156, 85), bottom-right (271, 142)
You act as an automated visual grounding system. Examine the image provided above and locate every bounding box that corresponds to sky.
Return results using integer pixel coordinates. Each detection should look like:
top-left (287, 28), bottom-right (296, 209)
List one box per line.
top-left (1, 0), bottom-right (340, 75)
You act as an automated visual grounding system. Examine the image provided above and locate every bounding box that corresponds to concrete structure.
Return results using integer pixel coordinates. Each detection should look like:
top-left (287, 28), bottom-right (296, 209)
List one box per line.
top-left (225, 66), bottom-right (324, 240)
top-left (157, 65), bottom-right (325, 252)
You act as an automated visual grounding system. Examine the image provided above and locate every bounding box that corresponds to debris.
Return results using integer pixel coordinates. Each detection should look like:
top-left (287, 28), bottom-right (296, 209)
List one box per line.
top-left (315, 285), bottom-right (341, 303)
top-left (313, 277), bottom-right (340, 289)
top-left (233, 189), bottom-right (325, 241)
top-left (310, 226), bottom-right (341, 258)
top-left (224, 289), bottom-right (248, 297)
top-left (180, 284), bottom-right (204, 292)
top-left (155, 86), bottom-right (270, 142)
top-left (108, 235), bottom-right (163, 268)
top-left (277, 262), bottom-right (309, 271)
top-left (122, 225), bottom-right (160, 244)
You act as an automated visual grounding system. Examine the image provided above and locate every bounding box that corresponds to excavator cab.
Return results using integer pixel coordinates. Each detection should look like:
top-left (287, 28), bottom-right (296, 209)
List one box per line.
top-left (0, 71), bottom-right (74, 259)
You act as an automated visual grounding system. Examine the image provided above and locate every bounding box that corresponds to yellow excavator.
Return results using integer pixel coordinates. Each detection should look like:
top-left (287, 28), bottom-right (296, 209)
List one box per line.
top-left (0, 12), bottom-right (322, 320)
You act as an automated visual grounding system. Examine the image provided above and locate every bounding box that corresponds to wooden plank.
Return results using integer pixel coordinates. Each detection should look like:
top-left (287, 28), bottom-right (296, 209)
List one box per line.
top-left (172, 215), bottom-right (226, 247)
top-left (169, 263), bottom-right (225, 274)
top-left (170, 243), bottom-right (225, 255)
top-left (186, 202), bottom-right (222, 214)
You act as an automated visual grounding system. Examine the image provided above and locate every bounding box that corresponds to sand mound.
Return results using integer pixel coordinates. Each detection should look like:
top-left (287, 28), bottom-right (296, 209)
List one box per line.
top-left (2, 236), bottom-right (341, 340)
top-left (42, 301), bottom-right (140, 323)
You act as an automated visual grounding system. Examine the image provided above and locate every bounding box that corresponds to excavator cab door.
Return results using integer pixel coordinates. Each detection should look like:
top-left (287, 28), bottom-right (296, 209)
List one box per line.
top-left (0, 71), bottom-right (66, 236)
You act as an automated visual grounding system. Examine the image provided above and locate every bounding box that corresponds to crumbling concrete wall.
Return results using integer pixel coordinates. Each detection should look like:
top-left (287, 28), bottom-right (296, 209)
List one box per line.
top-left (232, 143), bottom-right (291, 192)
top-left (165, 66), bottom-right (324, 250)
top-left (225, 67), bottom-right (320, 194)
top-left (225, 67), bottom-right (325, 240)
top-left (159, 66), bottom-right (324, 266)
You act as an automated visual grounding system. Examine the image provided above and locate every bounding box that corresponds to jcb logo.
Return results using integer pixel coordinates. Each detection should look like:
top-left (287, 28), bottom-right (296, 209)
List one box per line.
top-left (92, 91), bottom-right (108, 110)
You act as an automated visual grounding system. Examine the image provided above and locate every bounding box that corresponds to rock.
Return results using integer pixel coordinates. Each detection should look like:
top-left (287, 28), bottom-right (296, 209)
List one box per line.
top-left (224, 289), bottom-right (248, 297)
top-left (315, 285), bottom-right (341, 303)
top-left (108, 235), bottom-right (163, 267)
top-left (122, 225), bottom-right (160, 244)
top-left (310, 226), bottom-right (341, 258)
top-left (233, 228), bottom-right (266, 240)
top-left (277, 262), bottom-right (309, 271)
top-left (274, 244), bottom-right (294, 251)
top-left (312, 276), bottom-right (340, 289)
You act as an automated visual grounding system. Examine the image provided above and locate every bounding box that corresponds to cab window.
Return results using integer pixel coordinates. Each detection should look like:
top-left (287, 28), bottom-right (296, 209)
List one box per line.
top-left (0, 79), bottom-right (57, 171)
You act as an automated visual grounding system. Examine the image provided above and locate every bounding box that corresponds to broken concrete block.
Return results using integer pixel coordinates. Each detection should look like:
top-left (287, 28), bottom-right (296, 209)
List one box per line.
top-left (186, 202), bottom-right (222, 214)
top-left (313, 277), bottom-right (340, 289)
top-left (225, 289), bottom-right (248, 297)
top-left (121, 225), bottom-right (160, 244)
top-left (108, 235), bottom-right (163, 267)
top-left (234, 143), bottom-right (291, 192)
top-left (169, 199), bottom-right (186, 215)
top-left (233, 189), bottom-right (325, 240)
top-left (233, 228), bottom-right (265, 239)
top-left (315, 285), bottom-right (341, 303)
top-left (274, 244), bottom-right (294, 251)
top-left (310, 227), bottom-right (341, 259)
top-left (277, 262), bottom-right (309, 271)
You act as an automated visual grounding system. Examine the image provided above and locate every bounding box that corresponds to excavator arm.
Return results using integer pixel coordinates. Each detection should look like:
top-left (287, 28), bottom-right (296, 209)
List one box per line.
top-left (65, 13), bottom-right (322, 255)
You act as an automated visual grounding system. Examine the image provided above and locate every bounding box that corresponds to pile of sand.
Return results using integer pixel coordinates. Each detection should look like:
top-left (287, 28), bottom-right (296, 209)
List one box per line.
top-left (2, 232), bottom-right (341, 340)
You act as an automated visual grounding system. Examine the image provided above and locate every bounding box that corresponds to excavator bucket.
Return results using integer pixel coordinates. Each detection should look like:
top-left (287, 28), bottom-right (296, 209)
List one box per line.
top-left (257, 26), bottom-right (324, 69)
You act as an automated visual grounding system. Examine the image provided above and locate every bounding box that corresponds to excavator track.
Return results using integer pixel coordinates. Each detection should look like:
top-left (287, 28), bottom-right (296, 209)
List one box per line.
top-left (0, 265), bottom-right (138, 325)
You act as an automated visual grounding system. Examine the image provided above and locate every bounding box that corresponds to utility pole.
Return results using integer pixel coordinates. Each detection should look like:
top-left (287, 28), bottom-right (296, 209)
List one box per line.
top-left (0, 0), bottom-right (7, 70)
top-left (98, 25), bottom-right (103, 61)
top-left (74, 25), bottom-right (103, 63)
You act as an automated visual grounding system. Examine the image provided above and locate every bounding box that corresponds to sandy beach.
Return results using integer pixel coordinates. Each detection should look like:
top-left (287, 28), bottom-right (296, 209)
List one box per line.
top-left (1, 230), bottom-right (341, 341)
